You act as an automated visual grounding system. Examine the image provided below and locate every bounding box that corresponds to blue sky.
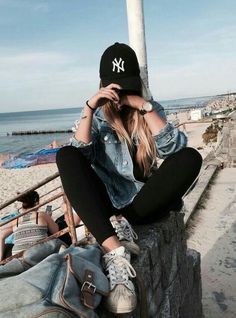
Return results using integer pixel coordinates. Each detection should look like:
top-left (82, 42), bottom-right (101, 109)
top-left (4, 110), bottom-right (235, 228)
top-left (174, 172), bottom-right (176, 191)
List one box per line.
top-left (0, 0), bottom-right (235, 112)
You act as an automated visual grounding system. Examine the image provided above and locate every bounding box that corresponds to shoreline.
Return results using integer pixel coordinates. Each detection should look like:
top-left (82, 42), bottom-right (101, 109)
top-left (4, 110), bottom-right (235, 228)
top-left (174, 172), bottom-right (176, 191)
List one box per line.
top-left (0, 107), bottom-right (208, 158)
top-left (0, 101), bottom-right (210, 156)
top-left (0, 90), bottom-right (233, 158)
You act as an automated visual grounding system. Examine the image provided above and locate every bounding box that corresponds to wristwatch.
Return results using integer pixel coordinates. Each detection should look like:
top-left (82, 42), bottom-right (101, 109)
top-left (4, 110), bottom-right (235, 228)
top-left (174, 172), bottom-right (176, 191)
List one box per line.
top-left (139, 101), bottom-right (153, 116)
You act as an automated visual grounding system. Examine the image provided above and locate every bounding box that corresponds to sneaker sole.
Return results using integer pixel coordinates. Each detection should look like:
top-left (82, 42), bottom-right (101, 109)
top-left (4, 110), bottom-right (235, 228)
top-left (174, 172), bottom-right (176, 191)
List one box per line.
top-left (107, 304), bottom-right (137, 314)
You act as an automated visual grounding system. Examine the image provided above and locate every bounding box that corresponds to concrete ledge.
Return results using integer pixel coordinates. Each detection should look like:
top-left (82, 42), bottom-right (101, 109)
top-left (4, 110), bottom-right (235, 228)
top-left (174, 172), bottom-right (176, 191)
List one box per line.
top-left (184, 158), bottom-right (221, 225)
top-left (99, 212), bottom-right (202, 318)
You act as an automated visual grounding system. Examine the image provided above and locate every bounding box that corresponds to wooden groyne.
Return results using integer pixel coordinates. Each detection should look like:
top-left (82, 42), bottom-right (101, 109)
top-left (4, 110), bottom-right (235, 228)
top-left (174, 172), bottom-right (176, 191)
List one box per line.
top-left (11, 129), bottom-right (72, 135)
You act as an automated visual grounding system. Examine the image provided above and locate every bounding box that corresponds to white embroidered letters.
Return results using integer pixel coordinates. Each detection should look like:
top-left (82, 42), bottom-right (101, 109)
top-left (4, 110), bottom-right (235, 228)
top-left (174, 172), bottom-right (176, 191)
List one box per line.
top-left (112, 58), bottom-right (125, 73)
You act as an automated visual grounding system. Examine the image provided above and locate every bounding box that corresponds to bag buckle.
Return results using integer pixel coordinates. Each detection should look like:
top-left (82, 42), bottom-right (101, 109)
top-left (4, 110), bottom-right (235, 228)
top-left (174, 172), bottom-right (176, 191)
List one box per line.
top-left (81, 281), bottom-right (96, 294)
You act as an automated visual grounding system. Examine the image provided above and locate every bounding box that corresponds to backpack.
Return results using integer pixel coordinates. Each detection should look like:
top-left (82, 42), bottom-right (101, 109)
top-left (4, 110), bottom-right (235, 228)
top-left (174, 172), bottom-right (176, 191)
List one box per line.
top-left (0, 240), bottom-right (109, 317)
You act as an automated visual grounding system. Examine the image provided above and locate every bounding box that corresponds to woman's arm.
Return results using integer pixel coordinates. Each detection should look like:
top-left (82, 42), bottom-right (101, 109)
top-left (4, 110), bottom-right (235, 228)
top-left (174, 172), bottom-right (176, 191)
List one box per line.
top-left (141, 109), bottom-right (167, 135)
top-left (0, 224), bottom-right (13, 261)
top-left (41, 213), bottom-right (59, 235)
top-left (74, 103), bottom-right (94, 144)
top-left (122, 96), bottom-right (187, 158)
top-left (74, 83), bottom-right (121, 144)
top-left (121, 95), bottom-right (166, 134)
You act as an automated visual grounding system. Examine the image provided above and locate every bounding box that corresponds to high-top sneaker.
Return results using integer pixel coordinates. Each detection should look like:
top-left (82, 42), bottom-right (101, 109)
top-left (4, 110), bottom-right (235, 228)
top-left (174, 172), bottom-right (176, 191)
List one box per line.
top-left (110, 215), bottom-right (140, 255)
top-left (103, 246), bottom-right (137, 314)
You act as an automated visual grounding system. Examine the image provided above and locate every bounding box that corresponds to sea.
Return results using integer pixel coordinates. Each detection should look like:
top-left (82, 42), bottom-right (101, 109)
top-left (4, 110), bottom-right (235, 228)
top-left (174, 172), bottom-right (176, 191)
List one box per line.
top-left (0, 95), bottom-right (214, 155)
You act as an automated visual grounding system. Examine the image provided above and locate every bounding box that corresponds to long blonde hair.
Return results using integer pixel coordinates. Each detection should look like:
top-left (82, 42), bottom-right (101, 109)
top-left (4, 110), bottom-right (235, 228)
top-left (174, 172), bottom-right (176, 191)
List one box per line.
top-left (103, 84), bottom-right (157, 177)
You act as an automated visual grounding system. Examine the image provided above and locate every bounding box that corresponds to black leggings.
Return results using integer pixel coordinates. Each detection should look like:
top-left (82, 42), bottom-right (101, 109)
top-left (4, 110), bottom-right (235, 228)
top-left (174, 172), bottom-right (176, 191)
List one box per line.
top-left (56, 146), bottom-right (202, 244)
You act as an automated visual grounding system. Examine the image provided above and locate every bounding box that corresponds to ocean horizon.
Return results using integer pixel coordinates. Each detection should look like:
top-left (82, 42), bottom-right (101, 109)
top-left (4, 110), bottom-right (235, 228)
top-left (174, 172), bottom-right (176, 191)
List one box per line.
top-left (0, 95), bottom-right (214, 155)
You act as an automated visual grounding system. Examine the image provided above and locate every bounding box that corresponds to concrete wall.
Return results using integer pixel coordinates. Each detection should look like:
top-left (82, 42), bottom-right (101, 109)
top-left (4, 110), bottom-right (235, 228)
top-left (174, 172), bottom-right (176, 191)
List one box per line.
top-left (99, 212), bottom-right (202, 318)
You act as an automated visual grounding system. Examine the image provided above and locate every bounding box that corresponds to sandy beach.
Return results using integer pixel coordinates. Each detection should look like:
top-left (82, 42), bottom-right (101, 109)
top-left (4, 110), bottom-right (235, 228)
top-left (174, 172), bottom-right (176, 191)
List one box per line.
top-left (0, 110), bottom-right (213, 218)
top-left (168, 111), bottom-right (212, 159)
top-left (0, 163), bottom-right (63, 219)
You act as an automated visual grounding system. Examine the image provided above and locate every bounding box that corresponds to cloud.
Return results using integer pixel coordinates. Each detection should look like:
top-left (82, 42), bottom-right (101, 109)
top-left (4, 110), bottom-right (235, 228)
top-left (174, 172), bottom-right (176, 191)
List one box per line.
top-left (0, 51), bottom-right (71, 68)
top-left (0, 0), bottom-right (49, 12)
top-left (32, 3), bottom-right (49, 12)
top-left (0, 49), bottom-right (98, 111)
top-left (150, 24), bottom-right (236, 61)
top-left (150, 54), bottom-right (236, 99)
top-left (147, 22), bottom-right (236, 99)
top-left (0, 51), bottom-right (75, 87)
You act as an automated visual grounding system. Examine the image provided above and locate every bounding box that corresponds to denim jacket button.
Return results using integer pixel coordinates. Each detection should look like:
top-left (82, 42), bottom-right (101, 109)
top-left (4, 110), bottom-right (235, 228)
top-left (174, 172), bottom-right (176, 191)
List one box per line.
top-left (104, 135), bottom-right (109, 142)
top-left (123, 160), bottom-right (128, 166)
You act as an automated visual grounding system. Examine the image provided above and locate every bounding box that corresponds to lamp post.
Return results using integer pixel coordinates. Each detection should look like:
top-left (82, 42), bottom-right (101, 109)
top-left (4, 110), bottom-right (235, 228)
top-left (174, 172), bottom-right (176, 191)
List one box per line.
top-left (126, 0), bottom-right (150, 92)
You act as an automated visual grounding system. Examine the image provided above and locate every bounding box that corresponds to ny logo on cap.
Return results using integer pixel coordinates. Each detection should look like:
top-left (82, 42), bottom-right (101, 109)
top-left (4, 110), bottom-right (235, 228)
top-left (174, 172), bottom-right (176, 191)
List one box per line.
top-left (112, 58), bottom-right (125, 73)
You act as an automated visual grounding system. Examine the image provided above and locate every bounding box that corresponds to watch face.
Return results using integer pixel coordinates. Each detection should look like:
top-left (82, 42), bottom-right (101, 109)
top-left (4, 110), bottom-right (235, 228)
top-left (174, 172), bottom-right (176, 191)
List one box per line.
top-left (143, 102), bottom-right (153, 112)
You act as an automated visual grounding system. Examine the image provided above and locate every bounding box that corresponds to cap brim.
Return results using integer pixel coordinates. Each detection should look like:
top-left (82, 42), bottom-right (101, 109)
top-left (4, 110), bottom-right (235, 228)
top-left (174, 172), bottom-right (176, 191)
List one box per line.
top-left (101, 76), bottom-right (141, 92)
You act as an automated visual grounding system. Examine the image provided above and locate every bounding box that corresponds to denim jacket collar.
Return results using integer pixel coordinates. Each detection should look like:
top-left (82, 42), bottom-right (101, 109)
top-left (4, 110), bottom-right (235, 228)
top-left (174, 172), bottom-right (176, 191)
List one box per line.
top-left (94, 107), bottom-right (107, 122)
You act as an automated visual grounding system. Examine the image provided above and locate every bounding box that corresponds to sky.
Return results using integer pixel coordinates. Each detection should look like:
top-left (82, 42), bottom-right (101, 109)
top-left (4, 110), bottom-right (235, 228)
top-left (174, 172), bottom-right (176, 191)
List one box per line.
top-left (0, 0), bottom-right (235, 113)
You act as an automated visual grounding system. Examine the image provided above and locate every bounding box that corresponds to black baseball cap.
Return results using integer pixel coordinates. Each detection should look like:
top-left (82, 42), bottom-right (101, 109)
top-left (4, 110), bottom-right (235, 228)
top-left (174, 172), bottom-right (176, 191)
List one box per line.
top-left (99, 42), bottom-right (141, 92)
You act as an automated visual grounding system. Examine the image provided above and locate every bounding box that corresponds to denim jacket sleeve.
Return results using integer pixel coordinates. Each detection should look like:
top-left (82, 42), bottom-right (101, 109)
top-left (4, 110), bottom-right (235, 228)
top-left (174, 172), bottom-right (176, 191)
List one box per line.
top-left (151, 101), bottom-right (188, 159)
top-left (70, 111), bottom-right (99, 162)
top-left (70, 101), bottom-right (187, 161)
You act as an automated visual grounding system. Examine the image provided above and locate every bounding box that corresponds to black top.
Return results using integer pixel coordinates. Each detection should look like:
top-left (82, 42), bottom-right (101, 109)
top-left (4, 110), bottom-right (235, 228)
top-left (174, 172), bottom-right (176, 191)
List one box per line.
top-left (132, 144), bottom-right (148, 183)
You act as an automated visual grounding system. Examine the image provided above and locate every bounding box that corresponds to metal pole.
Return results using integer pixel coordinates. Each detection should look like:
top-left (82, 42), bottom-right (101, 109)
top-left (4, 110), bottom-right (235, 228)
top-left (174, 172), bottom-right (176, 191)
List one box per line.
top-left (0, 192), bottom-right (64, 227)
top-left (0, 224), bottom-right (84, 265)
top-left (126, 0), bottom-right (149, 89)
top-left (0, 171), bottom-right (59, 211)
top-left (65, 195), bottom-right (78, 245)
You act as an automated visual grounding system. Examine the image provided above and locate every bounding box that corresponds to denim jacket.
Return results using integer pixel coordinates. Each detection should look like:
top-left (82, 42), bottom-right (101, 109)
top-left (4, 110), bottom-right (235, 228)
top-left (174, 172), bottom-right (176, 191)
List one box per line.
top-left (71, 101), bottom-right (187, 209)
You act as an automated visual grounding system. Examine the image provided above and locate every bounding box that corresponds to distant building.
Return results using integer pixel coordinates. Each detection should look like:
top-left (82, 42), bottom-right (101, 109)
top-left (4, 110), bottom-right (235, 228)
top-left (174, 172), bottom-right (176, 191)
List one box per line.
top-left (190, 109), bottom-right (202, 121)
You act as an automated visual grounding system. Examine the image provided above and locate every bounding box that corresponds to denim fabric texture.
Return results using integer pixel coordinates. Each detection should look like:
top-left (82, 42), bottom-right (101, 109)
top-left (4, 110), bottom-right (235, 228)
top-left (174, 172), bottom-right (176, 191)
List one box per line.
top-left (71, 101), bottom-right (187, 209)
top-left (0, 241), bottom-right (109, 318)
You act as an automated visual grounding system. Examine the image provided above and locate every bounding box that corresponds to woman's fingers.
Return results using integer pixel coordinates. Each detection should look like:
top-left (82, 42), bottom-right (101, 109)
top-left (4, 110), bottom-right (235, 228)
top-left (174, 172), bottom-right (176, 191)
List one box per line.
top-left (105, 83), bottom-right (122, 90)
top-left (103, 83), bottom-right (122, 101)
top-left (89, 83), bottom-right (122, 108)
top-left (100, 87), bottom-right (119, 102)
top-left (92, 91), bottom-right (117, 108)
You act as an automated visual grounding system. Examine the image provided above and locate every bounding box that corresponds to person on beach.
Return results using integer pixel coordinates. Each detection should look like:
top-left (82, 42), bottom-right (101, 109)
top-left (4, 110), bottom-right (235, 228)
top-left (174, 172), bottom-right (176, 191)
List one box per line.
top-left (47, 140), bottom-right (60, 149)
top-left (56, 42), bottom-right (202, 314)
top-left (0, 190), bottom-right (59, 261)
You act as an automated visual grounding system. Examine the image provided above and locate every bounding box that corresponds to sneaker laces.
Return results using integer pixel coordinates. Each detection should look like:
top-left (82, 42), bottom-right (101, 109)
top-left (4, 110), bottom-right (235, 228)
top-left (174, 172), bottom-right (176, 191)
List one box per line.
top-left (104, 253), bottom-right (136, 290)
top-left (111, 216), bottom-right (138, 242)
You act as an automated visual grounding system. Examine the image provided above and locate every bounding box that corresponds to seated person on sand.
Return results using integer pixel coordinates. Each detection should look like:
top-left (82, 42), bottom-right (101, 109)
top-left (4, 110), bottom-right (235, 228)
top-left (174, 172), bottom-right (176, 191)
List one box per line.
top-left (47, 140), bottom-right (60, 149)
top-left (0, 190), bottom-right (59, 261)
top-left (0, 154), bottom-right (10, 167)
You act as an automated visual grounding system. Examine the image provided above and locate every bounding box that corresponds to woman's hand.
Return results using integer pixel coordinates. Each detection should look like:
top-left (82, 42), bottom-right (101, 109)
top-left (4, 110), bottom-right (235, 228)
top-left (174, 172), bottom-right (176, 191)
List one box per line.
top-left (88, 83), bottom-right (122, 109)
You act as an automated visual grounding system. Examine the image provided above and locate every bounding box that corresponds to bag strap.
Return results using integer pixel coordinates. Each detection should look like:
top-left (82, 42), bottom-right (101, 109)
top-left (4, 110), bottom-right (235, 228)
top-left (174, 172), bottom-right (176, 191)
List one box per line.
top-left (66, 254), bottom-right (109, 307)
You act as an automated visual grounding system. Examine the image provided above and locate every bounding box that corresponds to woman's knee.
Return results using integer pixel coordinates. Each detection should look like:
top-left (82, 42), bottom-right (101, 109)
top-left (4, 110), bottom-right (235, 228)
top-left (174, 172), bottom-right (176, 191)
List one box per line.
top-left (179, 147), bottom-right (202, 169)
top-left (56, 146), bottom-right (82, 166)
